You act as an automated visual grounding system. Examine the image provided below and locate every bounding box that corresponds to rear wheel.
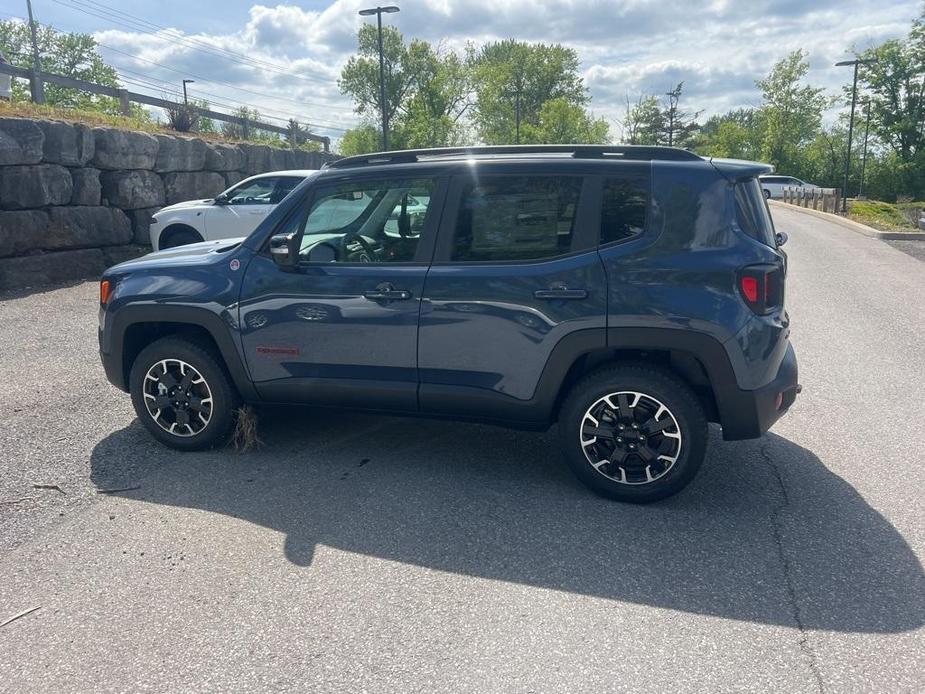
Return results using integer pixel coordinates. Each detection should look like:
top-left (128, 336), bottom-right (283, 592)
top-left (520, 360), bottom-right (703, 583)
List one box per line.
top-left (129, 337), bottom-right (239, 450)
top-left (559, 364), bottom-right (708, 503)
top-left (763, 189), bottom-right (771, 199)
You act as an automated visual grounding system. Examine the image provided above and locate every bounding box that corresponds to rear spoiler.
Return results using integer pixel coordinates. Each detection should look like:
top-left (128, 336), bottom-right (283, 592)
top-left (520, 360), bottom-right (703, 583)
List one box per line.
top-left (708, 157), bottom-right (774, 182)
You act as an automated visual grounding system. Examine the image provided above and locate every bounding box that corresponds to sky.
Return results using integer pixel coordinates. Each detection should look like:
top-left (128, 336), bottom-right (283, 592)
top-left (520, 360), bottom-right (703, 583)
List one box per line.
top-left (7, 0), bottom-right (922, 142)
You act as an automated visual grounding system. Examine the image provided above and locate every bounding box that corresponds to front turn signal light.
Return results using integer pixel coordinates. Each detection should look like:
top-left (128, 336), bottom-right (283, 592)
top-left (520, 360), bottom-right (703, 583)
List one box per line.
top-left (100, 279), bottom-right (112, 305)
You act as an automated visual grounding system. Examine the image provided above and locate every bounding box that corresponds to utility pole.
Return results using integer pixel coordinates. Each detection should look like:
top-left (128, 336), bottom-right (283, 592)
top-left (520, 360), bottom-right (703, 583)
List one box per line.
top-left (359, 6), bottom-right (400, 151)
top-left (25, 0), bottom-right (44, 104)
top-left (836, 58), bottom-right (874, 213)
top-left (182, 79), bottom-right (194, 105)
top-left (859, 101), bottom-right (872, 199)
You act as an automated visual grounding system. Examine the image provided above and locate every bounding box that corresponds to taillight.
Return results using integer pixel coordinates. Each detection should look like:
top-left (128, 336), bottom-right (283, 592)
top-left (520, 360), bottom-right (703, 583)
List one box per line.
top-left (738, 265), bottom-right (783, 314)
top-left (100, 279), bottom-right (112, 305)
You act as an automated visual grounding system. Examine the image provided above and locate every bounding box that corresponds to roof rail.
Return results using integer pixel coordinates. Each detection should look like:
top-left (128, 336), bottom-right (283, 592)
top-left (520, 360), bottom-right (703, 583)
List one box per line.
top-left (324, 145), bottom-right (702, 169)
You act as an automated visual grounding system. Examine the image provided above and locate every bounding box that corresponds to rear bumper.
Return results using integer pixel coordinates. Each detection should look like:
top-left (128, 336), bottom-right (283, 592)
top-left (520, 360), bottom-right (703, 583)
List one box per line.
top-left (720, 342), bottom-right (799, 441)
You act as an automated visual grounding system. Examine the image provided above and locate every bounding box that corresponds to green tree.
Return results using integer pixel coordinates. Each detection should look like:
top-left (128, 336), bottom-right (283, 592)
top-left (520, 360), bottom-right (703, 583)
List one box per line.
top-left (220, 105), bottom-right (284, 144)
top-left (338, 123), bottom-right (385, 156)
top-left (193, 99), bottom-right (216, 133)
top-left (469, 39), bottom-right (589, 144)
top-left (522, 97), bottom-right (609, 144)
top-left (661, 82), bottom-right (701, 147)
top-left (338, 25), bottom-right (414, 147)
top-left (854, 9), bottom-right (925, 197)
top-left (620, 95), bottom-right (664, 145)
top-left (756, 50), bottom-right (827, 173)
top-left (693, 109), bottom-right (763, 159)
top-left (339, 26), bottom-right (472, 149)
top-left (0, 19), bottom-right (137, 116)
top-left (400, 40), bottom-right (472, 148)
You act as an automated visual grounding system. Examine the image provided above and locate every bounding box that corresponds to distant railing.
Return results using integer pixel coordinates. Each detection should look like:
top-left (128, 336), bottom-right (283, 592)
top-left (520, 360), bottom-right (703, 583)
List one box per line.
top-left (781, 186), bottom-right (842, 214)
top-left (0, 62), bottom-right (330, 152)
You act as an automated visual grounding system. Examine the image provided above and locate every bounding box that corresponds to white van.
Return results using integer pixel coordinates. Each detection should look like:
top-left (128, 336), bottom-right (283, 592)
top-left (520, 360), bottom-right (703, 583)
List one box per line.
top-left (758, 175), bottom-right (818, 200)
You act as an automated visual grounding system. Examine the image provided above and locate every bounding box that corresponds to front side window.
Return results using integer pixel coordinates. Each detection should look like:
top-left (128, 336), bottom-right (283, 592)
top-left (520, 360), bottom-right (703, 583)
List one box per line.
top-left (600, 176), bottom-right (648, 244)
top-left (285, 178), bottom-right (435, 263)
top-left (226, 177), bottom-right (278, 205)
top-left (452, 176), bottom-right (581, 262)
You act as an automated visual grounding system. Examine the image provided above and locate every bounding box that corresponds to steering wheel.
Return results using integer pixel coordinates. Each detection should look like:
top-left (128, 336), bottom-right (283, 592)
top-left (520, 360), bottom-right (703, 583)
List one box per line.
top-left (341, 232), bottom-right (377, 262)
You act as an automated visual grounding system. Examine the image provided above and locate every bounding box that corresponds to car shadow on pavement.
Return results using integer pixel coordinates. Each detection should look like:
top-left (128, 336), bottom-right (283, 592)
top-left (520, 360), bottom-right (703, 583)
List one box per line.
top-left (90, 409), bottom-right (925, 634)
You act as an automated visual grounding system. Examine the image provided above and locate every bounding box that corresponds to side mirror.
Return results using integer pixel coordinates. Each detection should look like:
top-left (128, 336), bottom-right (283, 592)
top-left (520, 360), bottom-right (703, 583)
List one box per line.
top-left (269, 232), bottom-right (299, 270)
top-left (776, 231), bottom-right (788, 247)
top-left (213, 193), bottom-right (229, 205)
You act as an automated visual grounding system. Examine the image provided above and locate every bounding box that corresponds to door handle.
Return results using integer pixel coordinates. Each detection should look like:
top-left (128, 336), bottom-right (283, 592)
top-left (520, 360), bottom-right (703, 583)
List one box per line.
top-left (534, 288), bottom-right (588, 300)
top-left (364, 283), bottom-right (412, 301)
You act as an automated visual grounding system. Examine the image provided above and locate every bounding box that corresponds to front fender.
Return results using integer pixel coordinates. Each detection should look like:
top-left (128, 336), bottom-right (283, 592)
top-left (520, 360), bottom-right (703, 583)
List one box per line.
top-left (100, 302), bottom-right (257, 400)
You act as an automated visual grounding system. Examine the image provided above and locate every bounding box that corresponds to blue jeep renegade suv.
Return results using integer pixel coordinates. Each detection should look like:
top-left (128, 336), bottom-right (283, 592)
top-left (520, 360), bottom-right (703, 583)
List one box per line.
top-left (99, 145), bottom-right (799, 502)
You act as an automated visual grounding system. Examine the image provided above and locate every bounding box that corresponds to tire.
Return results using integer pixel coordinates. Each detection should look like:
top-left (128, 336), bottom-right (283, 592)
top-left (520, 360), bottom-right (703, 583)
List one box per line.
top-left (160, 226), bottom-right (203, 249)
top-left (559, 363), bottom-right (708, 503)
top-left (129, 336), bottom-right (239, 451)
top-left (763, 189), bottom-right (771, 199)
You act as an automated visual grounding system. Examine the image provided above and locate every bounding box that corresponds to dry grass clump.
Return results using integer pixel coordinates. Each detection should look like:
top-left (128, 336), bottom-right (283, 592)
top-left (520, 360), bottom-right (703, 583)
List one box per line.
top-left (232, 405), bottom-right (262, 452)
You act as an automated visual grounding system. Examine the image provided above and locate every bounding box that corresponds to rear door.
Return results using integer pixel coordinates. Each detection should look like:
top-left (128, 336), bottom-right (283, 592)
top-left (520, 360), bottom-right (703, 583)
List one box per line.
top-left (417, 168), bottom-right (606, 422)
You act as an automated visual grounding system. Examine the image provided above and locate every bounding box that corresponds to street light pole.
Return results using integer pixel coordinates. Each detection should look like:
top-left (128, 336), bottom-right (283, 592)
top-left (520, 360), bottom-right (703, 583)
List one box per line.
top-left (835, 58), bottom-right (873, 213)
top-left (24, 0), bottom-right (44, 104)
top-left (665, 90), bottom-right (677, 147)
top-left (182, 79), bottom-right (194, 105)
top-left (359, 6), bottom-right (400, 151)
top-left (859, 101), bottom-right (872, 199)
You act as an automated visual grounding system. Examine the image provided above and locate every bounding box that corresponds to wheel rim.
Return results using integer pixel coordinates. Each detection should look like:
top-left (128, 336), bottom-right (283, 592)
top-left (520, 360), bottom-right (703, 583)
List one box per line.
top-left (142, 359), bottom-right (213, 437)
top-left (579, 391), bottom-right (682, 485)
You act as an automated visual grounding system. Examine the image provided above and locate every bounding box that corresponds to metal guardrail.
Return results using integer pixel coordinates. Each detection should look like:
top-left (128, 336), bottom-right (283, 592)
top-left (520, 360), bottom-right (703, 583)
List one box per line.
top-left (0, 62), bottom-right (330, 151)
top-left (781, 185), bottom-right (842, 214)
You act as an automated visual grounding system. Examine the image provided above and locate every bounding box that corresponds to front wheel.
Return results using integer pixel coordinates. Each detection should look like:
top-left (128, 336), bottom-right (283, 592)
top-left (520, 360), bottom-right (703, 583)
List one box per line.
top-left (160, 226), bottom-right (203, 250)
top-left (129, 337), bottom-right (239, 450)
top-left (559, 364), bottom-right (708, 503)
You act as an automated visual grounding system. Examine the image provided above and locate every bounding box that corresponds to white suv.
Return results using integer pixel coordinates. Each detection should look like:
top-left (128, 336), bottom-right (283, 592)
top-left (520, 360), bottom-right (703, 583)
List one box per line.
top-left (758, 175), bottom-right (818, 200)
top-left (150, 170), bottom-right (315, 250)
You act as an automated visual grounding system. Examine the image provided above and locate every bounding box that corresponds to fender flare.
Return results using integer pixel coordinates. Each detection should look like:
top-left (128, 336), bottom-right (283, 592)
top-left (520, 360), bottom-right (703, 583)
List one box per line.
top-left (106, 304), bottom-right (257, 400)
top-left (532, 327), bottom-right (755, 437)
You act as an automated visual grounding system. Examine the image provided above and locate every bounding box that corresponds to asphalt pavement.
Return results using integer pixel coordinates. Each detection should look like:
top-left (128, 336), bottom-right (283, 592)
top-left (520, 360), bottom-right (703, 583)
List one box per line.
top-left (0, 204), bottom-right (923, 693)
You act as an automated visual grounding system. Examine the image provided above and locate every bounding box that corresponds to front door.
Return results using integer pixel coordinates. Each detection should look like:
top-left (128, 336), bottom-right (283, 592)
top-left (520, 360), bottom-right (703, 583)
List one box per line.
top-left (238, 174), bottom-right (445, 411)
top-left (417, 171), bottom-right (607, 423)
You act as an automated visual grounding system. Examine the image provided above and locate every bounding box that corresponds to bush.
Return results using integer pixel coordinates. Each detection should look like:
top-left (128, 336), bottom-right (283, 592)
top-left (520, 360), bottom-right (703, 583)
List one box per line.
top-left (164, 102), bottom-right (199, 133)
top-left (848, 200), bottom-right (923, 230)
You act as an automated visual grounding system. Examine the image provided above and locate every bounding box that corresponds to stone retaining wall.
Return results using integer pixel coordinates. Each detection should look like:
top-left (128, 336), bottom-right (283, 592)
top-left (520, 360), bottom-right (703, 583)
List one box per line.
top-left (0, 117), bottom-right (333, 291)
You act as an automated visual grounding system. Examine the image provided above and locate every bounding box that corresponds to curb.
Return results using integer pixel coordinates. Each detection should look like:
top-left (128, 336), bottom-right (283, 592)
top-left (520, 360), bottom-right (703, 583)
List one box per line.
top-left (769, 200), bottom-right (925, 241)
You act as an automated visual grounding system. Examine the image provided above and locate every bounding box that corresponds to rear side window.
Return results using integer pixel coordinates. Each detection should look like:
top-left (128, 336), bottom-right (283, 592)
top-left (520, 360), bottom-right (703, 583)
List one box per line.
top-left (600, 175), bottom-right (648, 244)
top-left (451, 176), bottom-right (581, 262)
top-left (735, 179), bottom-right (776, 247)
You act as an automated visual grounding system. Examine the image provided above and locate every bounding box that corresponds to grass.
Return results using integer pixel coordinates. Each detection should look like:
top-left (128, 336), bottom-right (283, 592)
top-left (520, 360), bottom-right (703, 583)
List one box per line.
top-left (848, 200), bottom-right (924, 232)
top-left (2, 100), bottom-right (180, 135)
top-left (0, 100), bottom-right (322, 150)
